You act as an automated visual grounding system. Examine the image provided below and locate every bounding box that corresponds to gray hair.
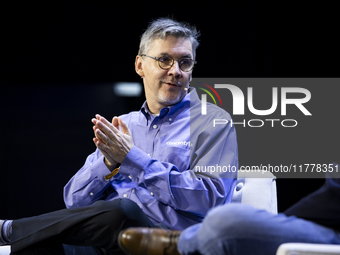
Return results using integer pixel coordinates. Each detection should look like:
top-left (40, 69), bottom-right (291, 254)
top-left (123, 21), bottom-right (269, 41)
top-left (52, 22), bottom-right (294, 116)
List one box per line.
top-left (138, 18), bottom-right (200, 60)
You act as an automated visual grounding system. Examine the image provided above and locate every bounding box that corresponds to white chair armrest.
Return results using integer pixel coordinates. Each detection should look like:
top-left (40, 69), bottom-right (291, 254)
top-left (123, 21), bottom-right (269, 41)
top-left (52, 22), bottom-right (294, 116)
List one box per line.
top-left (0, 246), bottom-right (10, 255)
top-left (232, 171), bottom-right (277, 214)
top-left (277, 243), bottom-right (340, 255)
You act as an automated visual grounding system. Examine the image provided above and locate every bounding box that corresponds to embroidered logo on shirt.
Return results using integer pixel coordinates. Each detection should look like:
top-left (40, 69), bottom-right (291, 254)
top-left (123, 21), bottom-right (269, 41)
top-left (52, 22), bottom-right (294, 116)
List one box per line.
top-left (166, 141), bottom-right (192, 147)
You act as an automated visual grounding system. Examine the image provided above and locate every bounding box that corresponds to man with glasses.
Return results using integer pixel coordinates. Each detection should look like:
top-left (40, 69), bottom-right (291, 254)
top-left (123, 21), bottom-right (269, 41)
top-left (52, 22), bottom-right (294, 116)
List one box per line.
top-left (1, 18), bottom-right (238, 254)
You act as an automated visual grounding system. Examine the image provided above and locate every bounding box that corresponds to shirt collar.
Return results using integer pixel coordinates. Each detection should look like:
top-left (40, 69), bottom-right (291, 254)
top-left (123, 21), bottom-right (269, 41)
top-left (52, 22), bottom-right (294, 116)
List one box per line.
top-left (139, 87), bottom-right (200, 123)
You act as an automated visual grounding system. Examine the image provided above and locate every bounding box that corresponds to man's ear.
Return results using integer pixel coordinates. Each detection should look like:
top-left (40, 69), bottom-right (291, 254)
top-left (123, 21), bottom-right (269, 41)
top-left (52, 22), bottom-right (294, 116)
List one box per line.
top-left (135, 55), bottom-right (144, 78)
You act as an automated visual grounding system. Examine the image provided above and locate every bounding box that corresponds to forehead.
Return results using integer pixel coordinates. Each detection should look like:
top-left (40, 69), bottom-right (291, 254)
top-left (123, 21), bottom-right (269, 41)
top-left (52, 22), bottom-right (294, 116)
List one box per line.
top-left (147, 36), bottom-right (193, 58)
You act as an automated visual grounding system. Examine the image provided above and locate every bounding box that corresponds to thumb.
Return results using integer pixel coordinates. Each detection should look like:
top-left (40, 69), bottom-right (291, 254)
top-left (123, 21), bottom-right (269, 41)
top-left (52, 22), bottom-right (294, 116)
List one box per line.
top-left (112, 116), bottom-right (119, 129)
top-left (118, 117), bottom-right (131, 135)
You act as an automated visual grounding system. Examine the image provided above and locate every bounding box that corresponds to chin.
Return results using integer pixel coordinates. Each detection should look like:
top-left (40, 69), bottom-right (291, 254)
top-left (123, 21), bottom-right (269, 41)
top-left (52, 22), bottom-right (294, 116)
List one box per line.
top-left (159, 94), bottom-right (183, 106)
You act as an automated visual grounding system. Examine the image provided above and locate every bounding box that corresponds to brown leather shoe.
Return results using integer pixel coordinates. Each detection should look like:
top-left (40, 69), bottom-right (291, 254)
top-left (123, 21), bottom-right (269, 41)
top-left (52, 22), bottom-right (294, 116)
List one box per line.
top-left (118, 227), bottom-right (181, 255)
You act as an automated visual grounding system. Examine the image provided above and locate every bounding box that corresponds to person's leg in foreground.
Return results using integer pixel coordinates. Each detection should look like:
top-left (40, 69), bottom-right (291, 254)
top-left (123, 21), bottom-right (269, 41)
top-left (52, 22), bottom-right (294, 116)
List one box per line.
top-left (118, 173), bottom-right (340, 255)
top-left (178, 203), bottom-right (340, 255)
top-left (118, 203), bottom-right (340, 255)
top-left (1, 199), bottom-right (157, 255)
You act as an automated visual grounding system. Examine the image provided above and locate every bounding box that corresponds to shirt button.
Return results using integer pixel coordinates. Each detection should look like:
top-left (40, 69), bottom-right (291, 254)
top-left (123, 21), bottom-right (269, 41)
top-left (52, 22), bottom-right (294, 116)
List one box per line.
top-left (128, 175), bottom-right (132, 179)
top-left (90, 192), bottom-right (94, 196)
top-left (169, 118), bottom-right (172, 122)
top-left (153, 125), bottom-right (158, 129)
top-left (123, 194), bottom-right (127, 198)
top-left (150, 192), bottom-right (154, 196)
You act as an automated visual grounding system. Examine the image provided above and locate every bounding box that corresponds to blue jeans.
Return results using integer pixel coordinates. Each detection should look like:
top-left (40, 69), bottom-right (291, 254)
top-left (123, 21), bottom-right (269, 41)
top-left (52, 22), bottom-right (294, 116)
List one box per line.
top-left (178, 174), bottom-right (340, 255)
top-left (178, 204), bottom-right (340, 255)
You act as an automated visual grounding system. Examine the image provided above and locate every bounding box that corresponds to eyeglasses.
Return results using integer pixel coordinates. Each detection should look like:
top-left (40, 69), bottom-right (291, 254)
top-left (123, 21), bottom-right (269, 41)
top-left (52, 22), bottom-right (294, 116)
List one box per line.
top-left (141, 54), bottom-right (196, 72)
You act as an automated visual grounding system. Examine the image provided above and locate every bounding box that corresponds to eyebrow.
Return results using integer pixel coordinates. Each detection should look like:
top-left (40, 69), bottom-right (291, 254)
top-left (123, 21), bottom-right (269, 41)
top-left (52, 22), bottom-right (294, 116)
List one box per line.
top-left (159, 52), bottom-right (193, 59)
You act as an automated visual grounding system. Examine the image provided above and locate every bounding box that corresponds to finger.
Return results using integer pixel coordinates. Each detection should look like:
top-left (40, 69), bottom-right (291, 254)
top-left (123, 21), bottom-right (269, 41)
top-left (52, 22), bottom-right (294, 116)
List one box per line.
top-left (93, 137), bottom-right (112, 157)
top-left (92, 118), bottom-right (108, 145)
top-left (118, 117), bottom-right (131, 136)
top-left (96, 118), bottom-right (123, 141)
top-left (112, 116), bottom-right (119, 129)
top-left (93, 125), bottom-right (100, 139)
top-left (93, 138), bottom-right (116, 164)
top-left (93, 118), bottom-right (106, 137)
top-left (93, 125), bottom-right (104, 142)
top-left (93, 137), bottom-right (109, 151)
top-left (92, 118), bottom-right (103, 138)
top-left (94, 127), bottom-right (111, 145)
top-left (96, 114), bottom-right (121, 138)
top-left (92, 118), bottom-right (98, 124)
top-left (96, 114), bottom-right (115, 130)
top-left (95, 120), bottom-right (115, 138)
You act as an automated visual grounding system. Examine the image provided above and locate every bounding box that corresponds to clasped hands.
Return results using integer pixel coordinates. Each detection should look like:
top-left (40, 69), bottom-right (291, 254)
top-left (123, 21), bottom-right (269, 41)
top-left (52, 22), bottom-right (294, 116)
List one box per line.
top-left (92, 114), bottom-right (134, 170)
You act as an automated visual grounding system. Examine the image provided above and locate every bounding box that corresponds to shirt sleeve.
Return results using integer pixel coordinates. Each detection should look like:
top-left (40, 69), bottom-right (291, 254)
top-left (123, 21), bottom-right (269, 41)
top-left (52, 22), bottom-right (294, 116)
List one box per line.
top-left (119, 110), bottom-right (238, 217)
top-left (63, 149), bottom-right (117, 208)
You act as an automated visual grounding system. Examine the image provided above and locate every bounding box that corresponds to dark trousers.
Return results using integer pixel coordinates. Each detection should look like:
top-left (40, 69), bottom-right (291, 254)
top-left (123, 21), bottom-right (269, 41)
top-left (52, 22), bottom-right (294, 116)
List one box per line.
top-left (284, 173), bottom-right (340, 231)
top-left (10, 199), bottom-right (157, 255)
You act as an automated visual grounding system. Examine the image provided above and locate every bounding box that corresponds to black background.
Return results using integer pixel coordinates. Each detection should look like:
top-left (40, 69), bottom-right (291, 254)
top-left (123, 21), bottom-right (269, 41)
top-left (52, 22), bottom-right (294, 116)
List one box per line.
top-left (1, 2), bottom-right (339, 219)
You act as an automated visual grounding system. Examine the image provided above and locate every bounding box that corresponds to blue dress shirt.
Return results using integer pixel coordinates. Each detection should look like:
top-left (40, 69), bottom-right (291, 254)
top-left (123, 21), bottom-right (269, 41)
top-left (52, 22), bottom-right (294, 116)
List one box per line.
top-left (64, 88), bottom-right (238, 230)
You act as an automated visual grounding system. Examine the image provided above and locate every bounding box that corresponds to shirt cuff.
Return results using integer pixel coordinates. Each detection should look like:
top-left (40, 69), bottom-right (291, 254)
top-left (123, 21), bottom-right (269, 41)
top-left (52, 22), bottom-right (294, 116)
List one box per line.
top-left (91, 155), bottom-right (116, 181)
top-left (119, 146), bottom-right (150, 177)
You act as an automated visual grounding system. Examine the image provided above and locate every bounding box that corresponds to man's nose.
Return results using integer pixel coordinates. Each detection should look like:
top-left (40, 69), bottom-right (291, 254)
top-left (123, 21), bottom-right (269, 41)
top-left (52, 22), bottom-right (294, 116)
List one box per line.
top-left (167, 60), bottom-right (182, 78)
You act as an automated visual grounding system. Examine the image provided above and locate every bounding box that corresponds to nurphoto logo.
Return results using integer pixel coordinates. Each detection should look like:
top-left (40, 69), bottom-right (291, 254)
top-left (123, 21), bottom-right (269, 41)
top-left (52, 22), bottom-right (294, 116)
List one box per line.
top-left (194, 80), bottom-right (312, 128)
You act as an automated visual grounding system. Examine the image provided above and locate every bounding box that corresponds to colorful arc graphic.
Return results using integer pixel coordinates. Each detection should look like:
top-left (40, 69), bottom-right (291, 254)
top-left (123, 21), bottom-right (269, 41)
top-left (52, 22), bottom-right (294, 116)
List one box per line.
top-left (199, 88), bottom-right (216, 105)
top-left (197, 83), bottom-right (223, 106)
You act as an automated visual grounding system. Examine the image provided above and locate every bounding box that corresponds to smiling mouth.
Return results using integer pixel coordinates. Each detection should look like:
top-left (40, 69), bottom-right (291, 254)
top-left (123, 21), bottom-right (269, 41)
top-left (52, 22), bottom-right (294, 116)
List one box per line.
top-left (164, 81), bottom-right (182, 87)
top-left (166, 83), bottom-right (178, 87)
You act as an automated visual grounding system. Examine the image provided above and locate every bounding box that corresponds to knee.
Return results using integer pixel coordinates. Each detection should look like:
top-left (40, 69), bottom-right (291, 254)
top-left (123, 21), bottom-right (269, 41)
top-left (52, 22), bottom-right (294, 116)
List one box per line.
top-left (119, 198), bottom-right (146, 222)
top-left (90, 199), bottom-right (145, 226)
top-left (205, 203), bottom-right (256, 223)
top-left (202, 204), bottom-right (263, 235)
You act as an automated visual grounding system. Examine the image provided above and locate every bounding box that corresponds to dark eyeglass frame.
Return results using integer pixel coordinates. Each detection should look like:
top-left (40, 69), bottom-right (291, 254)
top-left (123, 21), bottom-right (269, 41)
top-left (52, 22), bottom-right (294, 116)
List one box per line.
top-left (140, 54), bottom-right (196, 72)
